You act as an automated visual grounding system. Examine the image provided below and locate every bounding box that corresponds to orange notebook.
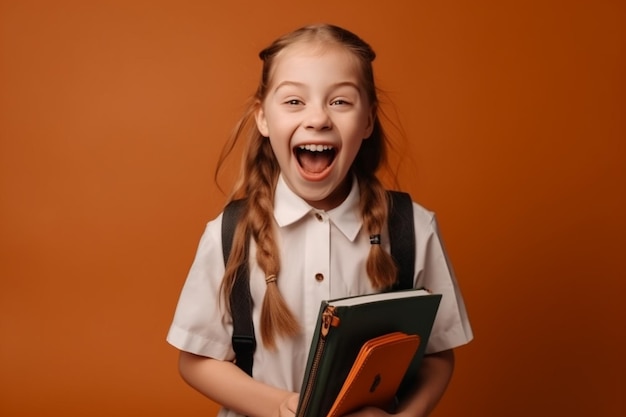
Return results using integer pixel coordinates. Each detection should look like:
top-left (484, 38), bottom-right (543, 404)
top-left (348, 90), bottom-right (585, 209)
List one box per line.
top-left (326, 332), bottom-right (421, 417)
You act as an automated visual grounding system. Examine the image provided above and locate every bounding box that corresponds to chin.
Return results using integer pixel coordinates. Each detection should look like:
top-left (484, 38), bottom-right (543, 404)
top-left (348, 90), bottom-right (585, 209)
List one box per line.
top-left (299, 189), bottom-right (333, 204)
top-left (292, 182), bottom-right (329, 199)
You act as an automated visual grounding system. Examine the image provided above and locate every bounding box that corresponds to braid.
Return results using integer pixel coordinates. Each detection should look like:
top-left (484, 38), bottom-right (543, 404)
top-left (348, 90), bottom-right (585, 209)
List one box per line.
top-left (245, 140), bottom-right (300, 349)
top-left (359, 174), bottom-right (399, 290)
top-left (219, 105), bottom-right (299, 349)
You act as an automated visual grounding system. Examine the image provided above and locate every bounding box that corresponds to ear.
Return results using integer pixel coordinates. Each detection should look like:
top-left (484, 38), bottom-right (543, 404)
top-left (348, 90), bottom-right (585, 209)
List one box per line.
top-left (363, 105), bottom-right (376, 139)
top-left (255, 103), bottom-right (270, 137)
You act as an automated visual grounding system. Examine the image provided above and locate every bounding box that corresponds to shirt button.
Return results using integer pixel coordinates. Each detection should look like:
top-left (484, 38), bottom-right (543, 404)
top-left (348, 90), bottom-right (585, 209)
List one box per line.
top-left (315, 273), bottom-right (324, 282)
top-left (314, 213), bottom-right (323, 222)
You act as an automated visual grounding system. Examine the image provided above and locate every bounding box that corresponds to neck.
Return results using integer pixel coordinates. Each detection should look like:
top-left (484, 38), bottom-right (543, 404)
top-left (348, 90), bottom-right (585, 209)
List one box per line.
top-left (306, 175), bottom-right (353, 211)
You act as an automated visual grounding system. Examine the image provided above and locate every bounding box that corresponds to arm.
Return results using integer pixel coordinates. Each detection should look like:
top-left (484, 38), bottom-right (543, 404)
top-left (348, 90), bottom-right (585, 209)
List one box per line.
top-left (344, 349), bottom-right (455, 417)
top-left (394, 349), bottom-right (455, 417)
top-left (178, 351), bottom-right (299, 417)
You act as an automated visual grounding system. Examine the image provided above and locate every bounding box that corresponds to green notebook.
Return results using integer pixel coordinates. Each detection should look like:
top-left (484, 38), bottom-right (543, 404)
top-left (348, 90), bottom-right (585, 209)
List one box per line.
top-left (295, 288), bottom-right (442, 417)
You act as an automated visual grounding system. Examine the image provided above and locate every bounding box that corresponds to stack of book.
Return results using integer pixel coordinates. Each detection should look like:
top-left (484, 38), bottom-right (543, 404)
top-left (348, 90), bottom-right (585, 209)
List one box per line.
top-left (295, 288), bottom-right (442, 417)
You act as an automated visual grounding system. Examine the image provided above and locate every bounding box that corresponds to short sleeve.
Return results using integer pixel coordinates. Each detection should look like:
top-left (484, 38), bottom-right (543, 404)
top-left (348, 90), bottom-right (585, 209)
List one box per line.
top-left (166, 215), bottom-right (235, 361)
top-left (412, 204), bottom-right (473, 353)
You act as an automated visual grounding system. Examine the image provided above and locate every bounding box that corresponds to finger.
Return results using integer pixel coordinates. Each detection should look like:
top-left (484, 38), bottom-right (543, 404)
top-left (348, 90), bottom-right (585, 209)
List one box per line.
top-left (286, 394), bottom-right (299, 413)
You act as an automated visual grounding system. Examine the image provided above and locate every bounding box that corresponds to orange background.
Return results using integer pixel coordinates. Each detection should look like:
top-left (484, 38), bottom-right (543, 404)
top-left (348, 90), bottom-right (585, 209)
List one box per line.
top-left (1, 1), bottom-right (624, 416)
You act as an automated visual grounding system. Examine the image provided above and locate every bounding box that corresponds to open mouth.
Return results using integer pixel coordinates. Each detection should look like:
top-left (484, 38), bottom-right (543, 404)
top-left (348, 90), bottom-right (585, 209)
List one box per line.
top-left (295, 144), bottom-right (336, 174)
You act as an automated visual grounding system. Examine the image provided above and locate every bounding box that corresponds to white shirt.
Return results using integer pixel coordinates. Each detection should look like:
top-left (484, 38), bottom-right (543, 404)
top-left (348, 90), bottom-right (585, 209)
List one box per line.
top-left (167, 176), bottom-right (473, 417)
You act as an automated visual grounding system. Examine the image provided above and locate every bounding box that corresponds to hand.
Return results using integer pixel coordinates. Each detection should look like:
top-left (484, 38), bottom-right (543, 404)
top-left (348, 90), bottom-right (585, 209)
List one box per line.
top-left (278, 393), bottom-right (299, 417)
top-left (343, 406), bottom-right (392, 417)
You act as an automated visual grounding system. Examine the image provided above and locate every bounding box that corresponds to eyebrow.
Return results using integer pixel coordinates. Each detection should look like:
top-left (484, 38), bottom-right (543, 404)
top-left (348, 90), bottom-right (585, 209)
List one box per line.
top-left (273, 81), bottom-right (361, 93)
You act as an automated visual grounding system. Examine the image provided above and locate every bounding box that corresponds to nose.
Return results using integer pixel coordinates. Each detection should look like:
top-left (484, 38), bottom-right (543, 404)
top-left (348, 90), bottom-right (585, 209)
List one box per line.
top-left (304, 103), bottom-right (332, 131)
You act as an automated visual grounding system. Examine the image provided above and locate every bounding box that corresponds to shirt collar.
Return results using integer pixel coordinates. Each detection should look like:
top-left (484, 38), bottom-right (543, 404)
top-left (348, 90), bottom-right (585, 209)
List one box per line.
top-left (274, 174), bottom-right (363, 242)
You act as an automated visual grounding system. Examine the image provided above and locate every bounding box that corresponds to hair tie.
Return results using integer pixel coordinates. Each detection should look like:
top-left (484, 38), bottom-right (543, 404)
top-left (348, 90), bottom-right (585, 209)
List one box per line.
top-left (369, 234), bottom-right (381, 245)
top-left (265, 274), bottom-right (277, 284)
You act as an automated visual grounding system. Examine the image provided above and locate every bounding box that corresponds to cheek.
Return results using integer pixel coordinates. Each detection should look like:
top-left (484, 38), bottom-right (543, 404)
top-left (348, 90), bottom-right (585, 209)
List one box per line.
top-left (349, 119), bottom-right (371, 141)
top-left (272, 120), bottom-right (302, 147)
top-left (268, 136), bottom-right (292, 161)
top-left (360, 111), bottom-right (374, 137)
top-left (342, 112), bottom-right (373, 139)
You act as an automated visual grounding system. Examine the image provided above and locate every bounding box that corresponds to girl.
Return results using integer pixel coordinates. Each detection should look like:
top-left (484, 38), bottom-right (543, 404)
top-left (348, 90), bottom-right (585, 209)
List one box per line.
top-left (167, 23), bottom-right (473, 417)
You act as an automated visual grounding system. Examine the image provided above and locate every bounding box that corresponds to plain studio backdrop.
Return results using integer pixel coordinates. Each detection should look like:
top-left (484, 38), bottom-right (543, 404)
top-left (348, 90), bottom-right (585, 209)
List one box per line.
top-left (1, 1), bottom-right (624, 416)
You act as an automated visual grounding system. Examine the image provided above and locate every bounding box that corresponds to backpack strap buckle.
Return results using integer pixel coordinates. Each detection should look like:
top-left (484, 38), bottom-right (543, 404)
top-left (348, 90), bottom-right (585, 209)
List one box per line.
top-left (232, 334), bottom-right (256, 376)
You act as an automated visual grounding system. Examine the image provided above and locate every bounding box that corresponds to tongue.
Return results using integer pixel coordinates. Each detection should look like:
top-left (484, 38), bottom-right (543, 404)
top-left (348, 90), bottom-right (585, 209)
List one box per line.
top-left (299, 152), bottom-right (332, 174)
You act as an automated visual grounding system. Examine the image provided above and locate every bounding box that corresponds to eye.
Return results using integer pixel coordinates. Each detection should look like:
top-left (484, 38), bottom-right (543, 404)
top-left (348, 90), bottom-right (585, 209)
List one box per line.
top-left (331, 99), bottom-right (351, 106)
top-left (284, 99), bottom-right (303, 106)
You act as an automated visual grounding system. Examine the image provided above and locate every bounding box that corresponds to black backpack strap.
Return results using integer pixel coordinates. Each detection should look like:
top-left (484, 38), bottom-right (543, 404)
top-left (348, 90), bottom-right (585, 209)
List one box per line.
top-left (221, 199), bottom-right (256, 377)
top-left (387, 191), bottom-right (415, 290)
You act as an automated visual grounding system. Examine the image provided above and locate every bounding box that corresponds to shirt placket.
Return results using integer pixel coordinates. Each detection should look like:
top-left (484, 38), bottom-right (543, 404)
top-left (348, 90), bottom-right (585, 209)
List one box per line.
top-left (303, 209), bottom-right (331, 341)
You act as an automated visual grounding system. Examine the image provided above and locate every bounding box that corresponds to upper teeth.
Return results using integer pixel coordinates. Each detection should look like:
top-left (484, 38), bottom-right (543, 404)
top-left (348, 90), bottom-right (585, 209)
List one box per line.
top-left (299, 144), bottom-right (333, 152)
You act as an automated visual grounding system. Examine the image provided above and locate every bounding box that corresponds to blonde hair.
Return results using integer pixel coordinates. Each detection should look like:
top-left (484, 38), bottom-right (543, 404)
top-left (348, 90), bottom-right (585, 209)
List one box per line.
top-left (217, 24), bottom-right (399, 348)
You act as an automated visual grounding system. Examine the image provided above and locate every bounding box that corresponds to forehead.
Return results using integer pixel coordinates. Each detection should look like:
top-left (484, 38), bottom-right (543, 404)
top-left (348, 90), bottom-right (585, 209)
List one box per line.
top-left (268, 41), bottom-right (363, 87)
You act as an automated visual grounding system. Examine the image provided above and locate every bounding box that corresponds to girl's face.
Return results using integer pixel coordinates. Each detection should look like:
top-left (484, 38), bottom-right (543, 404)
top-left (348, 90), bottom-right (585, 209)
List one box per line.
top-left (255, 42), bottom-right (374, 211)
